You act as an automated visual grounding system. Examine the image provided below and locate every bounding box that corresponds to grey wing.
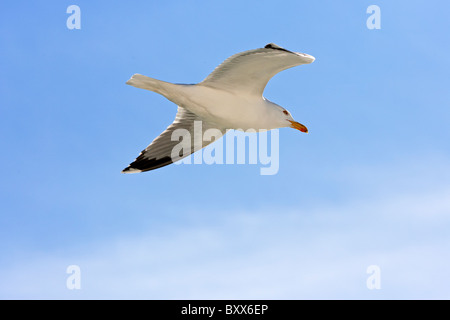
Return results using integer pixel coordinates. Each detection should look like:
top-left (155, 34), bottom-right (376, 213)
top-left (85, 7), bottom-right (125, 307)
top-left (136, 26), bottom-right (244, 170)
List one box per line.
top-left (122, 107), bottom-right (225, 173)
top-left (200, 43), bottom-right (315, 97)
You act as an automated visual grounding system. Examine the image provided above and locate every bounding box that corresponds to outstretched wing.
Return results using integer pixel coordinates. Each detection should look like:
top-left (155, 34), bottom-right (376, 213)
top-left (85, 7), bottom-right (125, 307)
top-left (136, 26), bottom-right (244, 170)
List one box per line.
top-left (200, 43), bottom-right (315, 97)
top-left (122, 107), bottom-right (225, 173)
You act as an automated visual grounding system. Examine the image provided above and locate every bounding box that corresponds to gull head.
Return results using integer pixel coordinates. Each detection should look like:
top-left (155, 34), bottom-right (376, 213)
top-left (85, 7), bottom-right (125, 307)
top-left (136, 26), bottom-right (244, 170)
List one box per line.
top-left (264, 99), bottom-right (308, 133)
top-left (282, 108), bottom-right (308, 133)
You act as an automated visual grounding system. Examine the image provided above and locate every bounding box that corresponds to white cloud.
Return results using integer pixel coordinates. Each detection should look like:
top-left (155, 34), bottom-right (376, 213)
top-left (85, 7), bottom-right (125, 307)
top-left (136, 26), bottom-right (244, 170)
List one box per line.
top-left (1, 186), bottom-right (449, 299)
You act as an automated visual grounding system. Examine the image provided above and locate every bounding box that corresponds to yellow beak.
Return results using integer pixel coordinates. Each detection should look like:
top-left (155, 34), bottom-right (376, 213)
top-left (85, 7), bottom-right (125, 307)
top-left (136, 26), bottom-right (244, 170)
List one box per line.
top-left (289, 120), bottom-right (308, 133)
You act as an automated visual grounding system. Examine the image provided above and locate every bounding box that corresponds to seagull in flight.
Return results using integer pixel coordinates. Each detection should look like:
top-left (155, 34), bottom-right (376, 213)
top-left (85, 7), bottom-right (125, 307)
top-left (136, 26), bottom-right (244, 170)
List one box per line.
top-left (122, 43), bottom-right (315, 173)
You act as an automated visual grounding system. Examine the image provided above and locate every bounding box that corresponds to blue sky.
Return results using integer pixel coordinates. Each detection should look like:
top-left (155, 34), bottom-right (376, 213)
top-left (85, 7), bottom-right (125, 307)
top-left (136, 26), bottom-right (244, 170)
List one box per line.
top-left (1, 0), bottom-right (449, 299)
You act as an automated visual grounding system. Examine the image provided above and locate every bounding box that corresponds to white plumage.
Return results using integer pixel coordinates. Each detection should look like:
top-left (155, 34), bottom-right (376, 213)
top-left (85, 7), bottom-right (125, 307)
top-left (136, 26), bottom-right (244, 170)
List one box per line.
top-left (122, 43), bottom-right (315, 173)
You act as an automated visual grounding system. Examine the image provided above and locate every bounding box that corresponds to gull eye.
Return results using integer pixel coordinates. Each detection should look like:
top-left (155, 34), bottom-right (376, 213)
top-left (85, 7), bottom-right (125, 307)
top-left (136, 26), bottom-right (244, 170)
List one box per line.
top-left (283, 110), bottom-right (289, 115)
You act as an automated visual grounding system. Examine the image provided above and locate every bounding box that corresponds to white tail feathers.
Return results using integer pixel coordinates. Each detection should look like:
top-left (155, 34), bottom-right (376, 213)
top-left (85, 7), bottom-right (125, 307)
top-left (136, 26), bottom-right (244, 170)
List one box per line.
top-left (126, 74), bottom-right (169, 94)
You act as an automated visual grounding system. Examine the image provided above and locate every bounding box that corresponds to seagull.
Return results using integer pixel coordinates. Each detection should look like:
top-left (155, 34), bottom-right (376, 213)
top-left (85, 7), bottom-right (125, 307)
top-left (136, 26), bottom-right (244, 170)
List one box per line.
top-left (122, 43), bottom-right (315, 173)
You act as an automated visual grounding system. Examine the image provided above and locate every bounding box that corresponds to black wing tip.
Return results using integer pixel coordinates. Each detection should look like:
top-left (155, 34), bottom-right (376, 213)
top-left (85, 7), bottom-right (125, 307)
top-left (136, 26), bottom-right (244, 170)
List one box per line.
top-left (264, 43), bottom-right (292, 53)
top-left (264, 43), bottom-right (278, 49)
top-left (121, 156), bottom-right (174, 174)
top-left (121, 166), bottom-right (142, 174)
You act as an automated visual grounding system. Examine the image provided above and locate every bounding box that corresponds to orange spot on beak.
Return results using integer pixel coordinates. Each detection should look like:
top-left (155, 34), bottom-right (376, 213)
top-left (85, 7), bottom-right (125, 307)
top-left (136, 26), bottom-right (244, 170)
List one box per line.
top-left (289, 120), bottom-right (308, 133)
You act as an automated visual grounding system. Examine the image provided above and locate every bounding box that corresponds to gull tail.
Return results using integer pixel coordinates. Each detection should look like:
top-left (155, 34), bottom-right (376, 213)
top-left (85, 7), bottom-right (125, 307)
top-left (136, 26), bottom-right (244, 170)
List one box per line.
top-left (126, 74), bottom-right (172, 95)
